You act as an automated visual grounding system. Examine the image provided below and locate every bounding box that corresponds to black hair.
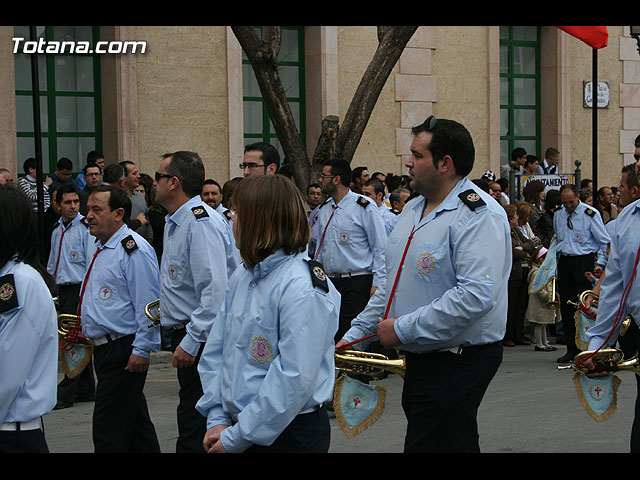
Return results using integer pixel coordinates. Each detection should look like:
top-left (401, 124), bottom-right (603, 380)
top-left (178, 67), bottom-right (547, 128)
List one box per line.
top-left (57, 157), bottom-right (73, 171)
top-left (244, 142), bottom-right (281, 171)
top-left (324, 158), bottom-right (352, 188)
top-left (411, 116), bottom-right (475, 178)
top-left (0, 185), bottom-right (55, 292)
top-left (91, 185), bottom-right (132, 221)
top-left (164, 151), bottom-right (206, 198)
top-left (56, 183), bottom-right (79, 204)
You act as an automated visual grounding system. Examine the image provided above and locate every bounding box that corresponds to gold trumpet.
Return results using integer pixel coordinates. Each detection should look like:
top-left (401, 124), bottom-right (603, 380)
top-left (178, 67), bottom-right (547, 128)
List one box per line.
top-left (548, 278), bottom-right (559, 310)
top-left (558, 348), bottom-right (640, 374)
top-left (568, 290), bottom-right (599, 310)
top-left (145, 299), bottom-right (161, 328)
top-left (335, 349), bottom-right (406, 379)
top-left (57, 313), bottom-right (91, 345)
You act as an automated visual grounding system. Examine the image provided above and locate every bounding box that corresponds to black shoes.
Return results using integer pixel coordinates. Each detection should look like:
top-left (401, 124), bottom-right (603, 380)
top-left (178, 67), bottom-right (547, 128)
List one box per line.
top-left (535, 345), bottom-right (557, 352)
top-left (557, 352), bottom-right (578, 363)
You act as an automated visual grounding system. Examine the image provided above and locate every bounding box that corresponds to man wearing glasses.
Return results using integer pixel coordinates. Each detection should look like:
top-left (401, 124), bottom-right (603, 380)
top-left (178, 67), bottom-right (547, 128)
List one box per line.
top-left (239, 142), bottom-right (280, 178)
top-left (554, 183), bottom-right (610, 364)
top-left (154, 151), bottom-right (238, 452)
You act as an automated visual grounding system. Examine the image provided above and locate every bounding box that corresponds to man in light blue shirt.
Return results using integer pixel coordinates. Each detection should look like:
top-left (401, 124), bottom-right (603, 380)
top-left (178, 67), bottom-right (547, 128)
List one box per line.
top-left (47, 183), bottom-right (96, 410)
top-left (0, 185), bottom-right (58, 453)
top-left (554, 183), bottom-right (610, 363)
top-left (82, 185), bottom-right (161, 452)
top-left (337, 116), bottom-right (509, 453)
top-left (155, 151), bottom-right (238, 452)
top-left (363, 177), bottom-right (399, 236)
top-left (313, 158), bottom-right (387, 342)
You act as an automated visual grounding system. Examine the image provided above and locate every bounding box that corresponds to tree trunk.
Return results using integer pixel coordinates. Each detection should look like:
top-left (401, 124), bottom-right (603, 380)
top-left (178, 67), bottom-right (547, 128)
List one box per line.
top-left (233, 26), bottom-right (418, 192)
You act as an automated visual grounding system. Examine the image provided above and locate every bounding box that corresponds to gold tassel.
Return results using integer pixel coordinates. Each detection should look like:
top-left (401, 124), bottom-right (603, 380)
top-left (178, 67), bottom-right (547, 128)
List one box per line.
top-left (60, 344), bottom-right (93, 379)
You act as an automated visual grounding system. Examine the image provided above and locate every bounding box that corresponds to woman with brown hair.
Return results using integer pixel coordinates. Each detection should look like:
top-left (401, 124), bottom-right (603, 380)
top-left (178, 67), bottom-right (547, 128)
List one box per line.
top-left (504, 204), bottom-right (536, 347)
top-left (196, 174), bottom-right (340, 453)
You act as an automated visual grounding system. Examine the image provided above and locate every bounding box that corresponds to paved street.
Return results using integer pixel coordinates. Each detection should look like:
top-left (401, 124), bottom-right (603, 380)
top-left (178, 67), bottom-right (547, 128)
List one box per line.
top-left (43, 342), bottom-right (637, 453)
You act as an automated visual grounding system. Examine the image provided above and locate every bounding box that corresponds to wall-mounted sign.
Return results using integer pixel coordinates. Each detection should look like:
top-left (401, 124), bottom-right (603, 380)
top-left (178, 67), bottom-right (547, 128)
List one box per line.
top-left (583, 81), bottom-right (610, 108)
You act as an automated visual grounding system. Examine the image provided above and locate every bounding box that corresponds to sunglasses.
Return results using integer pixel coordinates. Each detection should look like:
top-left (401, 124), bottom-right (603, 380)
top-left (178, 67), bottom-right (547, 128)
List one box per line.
top-left (155, 172), bottom-right (174, 182)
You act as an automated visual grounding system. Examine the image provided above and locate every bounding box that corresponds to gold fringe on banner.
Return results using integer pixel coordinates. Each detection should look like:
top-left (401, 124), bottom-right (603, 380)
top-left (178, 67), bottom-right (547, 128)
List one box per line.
top-left (333, 375), bottom-right (387, 438)
top-left (60, 344), bottom-right (93, 379)
top-left (573, 372), bottom-right (621, 423)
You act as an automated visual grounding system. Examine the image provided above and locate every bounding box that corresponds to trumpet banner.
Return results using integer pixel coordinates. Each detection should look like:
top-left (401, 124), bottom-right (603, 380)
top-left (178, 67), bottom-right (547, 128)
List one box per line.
top-left (529, 239), bottom-right (557, 295)
top-left (333, 374), bottom-right (386, 438)
top-left (573, 372), bottom-right (621, 422)
top-left (60, 343), bottom-right (93, 378)
top-left (575, 308), bottom-right (597, 351)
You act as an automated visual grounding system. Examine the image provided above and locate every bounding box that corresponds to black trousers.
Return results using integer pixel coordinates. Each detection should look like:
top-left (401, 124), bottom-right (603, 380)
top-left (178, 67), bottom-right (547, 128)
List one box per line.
top-left (0, 428), bottom-right (48, 453)
top-left (505, 274), bottom-right (529, 343)
top-left (243, 406), bottom-right (330, 453)
top-left (557, 254), bottom-right (595, 356)
top-left (92, 334), bottom-right (160, 453)
top-left (401, 341), bottom-right (503, 453)
top-left (56, 283), bottom-right (96, 404)
top-left (171, 327), bottom-right (207, 453)
top-left (329, 274), bottom-right (373, 343)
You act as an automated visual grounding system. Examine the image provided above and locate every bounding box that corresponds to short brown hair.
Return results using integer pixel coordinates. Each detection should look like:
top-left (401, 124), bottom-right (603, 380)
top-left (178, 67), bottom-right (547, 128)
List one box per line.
top-left (233, 174), bottom-right (310, 268)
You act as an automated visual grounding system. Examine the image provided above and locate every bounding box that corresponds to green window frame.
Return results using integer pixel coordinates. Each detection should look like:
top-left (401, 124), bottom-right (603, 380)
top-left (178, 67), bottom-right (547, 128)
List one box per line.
top-left (13, 26), bottom-right (102, 175)
top-left (242, 26), bottom-right (306, 156)
top-left (499, 26), bottom-right (540, 167)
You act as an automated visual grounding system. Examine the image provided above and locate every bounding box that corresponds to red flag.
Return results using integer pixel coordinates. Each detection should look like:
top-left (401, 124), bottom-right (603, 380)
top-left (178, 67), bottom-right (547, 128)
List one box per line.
top-left (556, 26), bottom-right (608, 49)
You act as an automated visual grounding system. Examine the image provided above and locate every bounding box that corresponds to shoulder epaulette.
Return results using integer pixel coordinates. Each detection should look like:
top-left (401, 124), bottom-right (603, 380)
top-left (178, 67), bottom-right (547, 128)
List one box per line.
top-left (191, 205), bottom-right (209, 220)
top-left (121, 235), bottom-right (139, 255)
top-left (223, 210), bottom-right (233, 221)
top-left (458, 189), bottom-right (486, 211)
top-left (0, 274), bottom-right (19, 313)
top-left (585, 208), bottom-right (596, 217)
top-left (319, 197), bottom-right (332, 209)
top-left (357, 196), bottom-right (370, 208)
top-left (80, 217), bottom-right (90, 228)
top-left (306, 260), bottom-right (329, 293)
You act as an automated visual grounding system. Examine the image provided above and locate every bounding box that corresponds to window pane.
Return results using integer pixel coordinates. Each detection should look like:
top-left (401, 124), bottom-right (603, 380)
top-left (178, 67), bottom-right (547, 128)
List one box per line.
top-left (14, 54), bottom-right (47, 91)
top-left (56, 96), bottom-right (95, 133)
top-left (500, 77), bottom-right (509, 105)
top-left (51, 26), bottom-right (94, 46)
top-left (278, 65), bottom-right (300, 97)
top-left (513, 46), bottom-right (536, 75)
top-left (278, 29), bottom-right (299, 62)
top-left (513, 78), bottom-right (536, 105)
top-left (15, 95), bottom-right (48, 132)
top-left (243, 101), bottom-right (263, 134)
top-left (289, 101), bottom-right (300, 131)
top-left (242, 64), bottom-right (261, 97)
top-left (499, 46), bottom-right (509, 74)
top-left (500, 140), bottom-right (509, 166)
top-left (13, 26), bottom-right (46, 41)
top-left (514, 109), bottom-right (536, 137)
top-left (500, 108), bottom-right (509, 136)
top-left (517, 140), bottom-right (537, 158)
top-left (499, 26), bottom-right (510, 40)
top-left (512, 26), bottom-right (537, 42)
top-left (17, 137), bottom-right (50, 174)
top-left (54, 55), bottom-right (94, 92)
top-left (57, 137), bottom-right (95, 172)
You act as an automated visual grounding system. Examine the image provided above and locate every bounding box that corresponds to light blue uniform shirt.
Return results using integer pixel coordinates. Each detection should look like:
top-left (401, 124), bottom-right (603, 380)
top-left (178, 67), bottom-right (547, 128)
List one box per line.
top-left (379, 203), bottom-right (399, 236)
top-left (587, 199), bottom-right (640, 351)
top-left (0, 259), bottom-right (58, 424)
top-left (81, 224), bottom-right (160, 358)
top-left (553, 201), bottom-right (610, 256)
top-left (312, 190), bottom-right (387, 287)
top-left (595, 217), bottom-right (617, 267)
top-left (195, 250), bottom-right (340, 453)
top-left (160, 196), bottom-right (237, 356)
top-left (46, 214), bottom-right (93, 285)
top-left (343, 178), bottom-right (511, 353)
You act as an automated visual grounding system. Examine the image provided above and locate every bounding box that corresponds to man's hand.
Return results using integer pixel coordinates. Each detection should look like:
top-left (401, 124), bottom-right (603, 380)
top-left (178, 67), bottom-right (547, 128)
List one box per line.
top-left (125, 353), bottom-right (150, 373)
top-left (583, 357), bottom-right (612, 378)
top-left (377, 317), bottom-right (401, 349)
top-left (370, 286), bottom-right (377, 298)
top-left (203, 425), bottom-right (228, 453)
top-left (172, 344), bottom-right (196, 368)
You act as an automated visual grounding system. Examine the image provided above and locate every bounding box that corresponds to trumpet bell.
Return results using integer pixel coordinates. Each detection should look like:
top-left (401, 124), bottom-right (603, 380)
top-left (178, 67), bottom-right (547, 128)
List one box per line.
top-left (58, 313), bottom-right (80, 337)
top-left (335, 349), bottom-right (406, 379)
top-left (145, 299), bottom-right (160, 328)
top-left (558, 348), bottom-right (640, 374)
